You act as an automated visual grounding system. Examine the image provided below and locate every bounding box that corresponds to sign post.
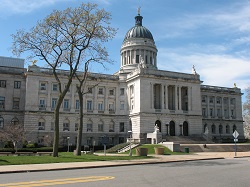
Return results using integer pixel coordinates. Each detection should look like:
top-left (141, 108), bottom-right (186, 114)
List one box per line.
top-left (101, 135), bottom-right (109, 156)
top-left (232, 130), bottom-right (239, 157)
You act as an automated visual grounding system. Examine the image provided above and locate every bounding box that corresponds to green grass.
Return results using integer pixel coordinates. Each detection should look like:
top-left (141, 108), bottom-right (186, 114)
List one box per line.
top-left (0, 152), bottom-right (151, 166)
top-left (123, 144), bottom-right (189, 155)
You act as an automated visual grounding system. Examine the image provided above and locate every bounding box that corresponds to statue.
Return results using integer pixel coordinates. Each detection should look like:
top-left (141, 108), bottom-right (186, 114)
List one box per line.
top-left (138, 6), bottom-right (141, 15)
top-left (30, 60), bottom-right (37, 66)
top-left (192, 65), bottom-right (197, 75)
top-left (234, 83), bottom-right (237, 88)
top-left (154, 124), bottom-right (159, 133)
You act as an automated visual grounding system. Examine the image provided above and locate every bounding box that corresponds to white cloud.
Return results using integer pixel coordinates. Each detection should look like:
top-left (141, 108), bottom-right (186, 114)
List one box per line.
top-left (0, 0), bottom-right (71, 15)
top-left (157, 47), bottom-right (250, 90)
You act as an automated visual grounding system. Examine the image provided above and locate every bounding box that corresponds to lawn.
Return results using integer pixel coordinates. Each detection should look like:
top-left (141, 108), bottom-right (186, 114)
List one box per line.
top-left (0, 152), bottom-right (151, 166)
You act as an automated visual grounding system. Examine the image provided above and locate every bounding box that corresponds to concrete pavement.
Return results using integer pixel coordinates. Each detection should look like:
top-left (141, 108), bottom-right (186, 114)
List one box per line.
top-left (1, 152), bottom-right (250, 174)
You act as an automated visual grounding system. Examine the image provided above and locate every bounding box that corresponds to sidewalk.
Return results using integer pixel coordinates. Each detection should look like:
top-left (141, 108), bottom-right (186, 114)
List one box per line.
top-left (0, 152), bottom-right (250, 174)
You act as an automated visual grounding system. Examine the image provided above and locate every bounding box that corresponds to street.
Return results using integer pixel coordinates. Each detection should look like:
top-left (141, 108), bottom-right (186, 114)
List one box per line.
top-left (0, 158), bottom-right (250, 187)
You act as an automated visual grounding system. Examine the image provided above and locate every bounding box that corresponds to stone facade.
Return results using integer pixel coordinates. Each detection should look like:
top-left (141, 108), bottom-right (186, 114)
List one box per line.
top-left (0, 12), bottom-right (244, 146)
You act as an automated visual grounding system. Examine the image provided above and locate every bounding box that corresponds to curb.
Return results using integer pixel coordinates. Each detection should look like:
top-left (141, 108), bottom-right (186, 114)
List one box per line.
top-left (0, 157), bottom-right (224, 174)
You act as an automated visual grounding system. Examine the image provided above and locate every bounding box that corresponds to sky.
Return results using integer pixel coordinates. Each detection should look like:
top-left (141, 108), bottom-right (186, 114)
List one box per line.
top-left (1, 0), bottom-right (250, 100)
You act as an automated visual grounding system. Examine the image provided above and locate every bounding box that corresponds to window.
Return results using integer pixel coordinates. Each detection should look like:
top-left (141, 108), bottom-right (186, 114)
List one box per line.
top-left (219, 125), bottom-right (223, 134)
top-left (87, 100), bottom-right (92, 111)
top-left (216, 97), bottom-right (221, 104)
top-left (75, 100), bottom-right (80, 110)
top-left (87, 137), bottom-right (93, 146)
top-left (209, 97), bottom-right (214, 103)
top-left (52, 83), bottom-right (58, 91)
top-left (109, 103), bottom-right (114, 112)
top-left (63, 122), bottom-right (70, 131)
top-left (14, 81), bottom-right (21, 89)
top-left (63, 99), bottom-right (69, 109)
top-left (87, 87), bottom-right (93, 94)
top-left (98, 101), bottom-right (104, 111)
top-left (109, 121), bottom-right (115, 132)
top-left (210, 108), bottom-right (213, 117)
top-left (211, 124), bottom-right (216, 134)
top-left (87, 123), bottom-right (93, 132)
top-left (120, 102), bottom-right (125, 110)
top-left (98, 122), bottom-right (104, 132)
top-left (40, 83), bottom-right (46, 90)
top-left (119, 122), bottom-right (125, 132)
top-left (38, 121), bottom-right (45, 130)
top-left (226, 125), bottom-right (230, 134)
top-left (0, 97), bottom-right (5, 109)
top-left (217, 109), bottom-right (221, 117)
top-left (51, 98), bottom-right (57, 109)
top-left (230, 98), bottom-right (235, 105)
top-left (11, 117), bottom-right (19, 125)
top-left (233, 125), bottom-right (237, 132)
top-left (39, 98), bottom-right (45, 108)
top-left (0, 80), bottom-right (6, 88)
top-left (202, 96), bottom-right (206, 103)
top-left (51, 122), bottom-right (54, 131)
top-left (202, 108), bottom-right (206, 117)
top-left (231, 110), bottom-right (234, 117)
top-left (109, 89), bottom-right (114, 95)
top-left (13, 97), bottom-right (20, 109)
top-left (0, 117), bottom-right (4, 128)
top-left (120, 88), bottom-right (125, 95)
top-left (75, 123), bottom-right (78, 131)
top-left (98, 88), bottom-right (104, 95)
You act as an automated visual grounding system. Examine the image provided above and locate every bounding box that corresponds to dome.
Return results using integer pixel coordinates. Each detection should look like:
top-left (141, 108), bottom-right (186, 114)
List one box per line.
top-left (123, 14), bottom-right (154, 42)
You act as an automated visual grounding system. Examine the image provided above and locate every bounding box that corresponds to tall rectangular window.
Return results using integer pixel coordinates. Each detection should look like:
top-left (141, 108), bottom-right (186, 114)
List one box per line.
top-left (75, 100), bottom-right (80, 110)
top-left (52, 83), bottom-right (58, 91)
top-left (38, 122), bottom-right (45, 130)
top-left (109, 103), bottom-right (114, 111)
top-left (0, 80), bottom-right (6, 88)
top-left (120, 102), bottom-right (125, 110)
top-left (63, 99), bottom-right (69, 109)
top-left (109, 89), bottom-right (114, 95)
top-left (119, 122), bottom-right (125, 132)
top-left (13, 97), bottom-right (20, 109)
top-left (120, 88), bottom-right (125, 95)
top-left (98, 123), bottom-right (104, 132)
top-left (87, 100), bottom-right (92, 111)
top-left (39, 99), bottom-right (45, 107)
top-left (63, 123), bottom-right (70, 131)
top-left (40, 82), bottom-right (46, 90)
top-left (14, 81), bottom-right (21, 89)
top-left (51, 98), bottom-right (57, 109)
top-left (98, 101), bottom-right (104, 111)
top-left (87, 123), bottom-right (93, 132)
top-left (0, 97), bottom-right (5, 109)
top-left (98, 88), bottom-right (104, 95)
top-left (202, 108), bottom-right (206, 117)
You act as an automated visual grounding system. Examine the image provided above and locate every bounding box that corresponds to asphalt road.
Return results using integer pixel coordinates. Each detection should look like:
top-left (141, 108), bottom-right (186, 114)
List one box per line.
top-left (0, 158), bottom-right (250, 187)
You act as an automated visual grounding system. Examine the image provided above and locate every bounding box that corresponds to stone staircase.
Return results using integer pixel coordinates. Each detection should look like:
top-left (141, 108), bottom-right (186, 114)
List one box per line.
top-left (118, 143), bottom-right (140, 153)
top-left (164, 136), bottom-right (212, 144)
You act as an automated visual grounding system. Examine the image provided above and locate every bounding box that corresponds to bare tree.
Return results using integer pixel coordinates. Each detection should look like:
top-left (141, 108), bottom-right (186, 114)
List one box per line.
top-left (243, 87), bottom-right (250, 125)
top-left (0, 123), bottom-right (25, 152)
top-left (12, 3), bottom-right (116, 157)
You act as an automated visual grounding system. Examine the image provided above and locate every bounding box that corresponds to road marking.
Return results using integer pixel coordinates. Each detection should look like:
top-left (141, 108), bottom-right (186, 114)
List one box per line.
top-left (0, 176), bottom-right (115, 186)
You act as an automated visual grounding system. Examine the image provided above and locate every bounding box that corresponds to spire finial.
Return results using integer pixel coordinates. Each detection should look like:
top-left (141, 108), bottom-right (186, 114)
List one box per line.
top-left (138, 6), bottom-right (141, 15)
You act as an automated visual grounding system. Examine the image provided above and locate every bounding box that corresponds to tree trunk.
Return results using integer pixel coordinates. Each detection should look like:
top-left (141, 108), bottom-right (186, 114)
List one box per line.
top-left (52, 95), bottom-right (64, 157)
top-left (75, 91), bottom-right (84, 156)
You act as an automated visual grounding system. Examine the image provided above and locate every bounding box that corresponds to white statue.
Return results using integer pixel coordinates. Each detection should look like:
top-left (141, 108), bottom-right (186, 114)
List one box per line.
top-left (154, 124), bottom-right (159, 132)
top-left (192, 65), bottom-right (197, 75)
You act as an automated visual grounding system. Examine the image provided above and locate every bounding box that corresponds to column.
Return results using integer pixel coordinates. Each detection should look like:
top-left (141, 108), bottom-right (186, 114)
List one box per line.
top-left (165, 85), bottom-right (168, 110)
top-left (188, 86), bottom-right (191, 111)
top-left (120, 53), bottom-right (123, 66)
top-left (228, 97), bottom-right (231, 119)
top-left (179, 86), bottom-right (182, 111)
top-left (207, 95), bottom-right (210, 118)
top-left (175, 85), bottom-right (178, 111)
top-left (214, 96), bottom-right (217, 117)
top-left (222, 97), bottom-right (224, 118)
top-left (161, 84), bottom-right (164, 110)
top-left (151, 83), bottom-right (154, 109)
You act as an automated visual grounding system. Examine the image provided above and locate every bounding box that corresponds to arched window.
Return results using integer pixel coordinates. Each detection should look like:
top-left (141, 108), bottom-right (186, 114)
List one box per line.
top-left (0, 117), bottom-right (4, 128)
top-left (63, 119), bottom-right (70, 131)
top-left (11, 117), bottom-right (19, 125)
top-left (109, 121), bottom-right (115, 132)
top-left (233, 125), bottom-right (237, 132)
top-left (211, 124), bottom-right (216, 134)
top-left (38, 118), bottom-right (45, 130)
top-left (226, 125), bottom-right (230, 134)
top-left (183, 121), bottom-right (188, 136)
top-left (98, 120), bottom-right (104, 132)
top-left (219, 124), bottom-right (223, 134)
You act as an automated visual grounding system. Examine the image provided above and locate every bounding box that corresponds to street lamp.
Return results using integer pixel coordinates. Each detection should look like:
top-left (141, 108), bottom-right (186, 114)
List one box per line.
top-left (67, 136), bottom-right (70, 152)
top-left (128, 130), bottom-right (132, 156)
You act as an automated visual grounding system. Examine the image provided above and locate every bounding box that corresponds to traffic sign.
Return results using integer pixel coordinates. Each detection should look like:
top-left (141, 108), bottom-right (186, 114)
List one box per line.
top-left (232, 130), bottom-right (239, 139)
top-left (234, 139), bottom-right (238, 142)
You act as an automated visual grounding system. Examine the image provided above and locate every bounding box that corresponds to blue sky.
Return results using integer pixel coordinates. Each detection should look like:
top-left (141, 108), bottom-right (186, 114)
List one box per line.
top-left (1, 0), bottom-right (250, 97)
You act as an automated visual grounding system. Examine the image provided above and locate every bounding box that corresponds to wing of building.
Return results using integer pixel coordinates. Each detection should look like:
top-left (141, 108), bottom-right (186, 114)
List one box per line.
top-left (0, 11), bottom-right (244, 147)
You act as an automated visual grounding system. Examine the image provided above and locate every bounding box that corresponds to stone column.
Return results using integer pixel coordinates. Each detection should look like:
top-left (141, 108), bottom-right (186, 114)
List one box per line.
top-left (161, 84), bottom-right (164, 109)
top-left (179, 86), bottom-right (182, 111)
top-left (214, 97), bottom-right (217, 117)
top-left (207, 95), bottom-right (210, 118)
top-left (165, 85), bottom-right (168, 110)
top-left (151, 83), bottom-right (154, 109)
top-left (228, 97), bottom-right (231, 119)
top-left (222, 97), bottom-right (224, 118)
top-left (175, 85), bottom-right (178, 111)
top-left (188, 86), bottom-right (191, 111)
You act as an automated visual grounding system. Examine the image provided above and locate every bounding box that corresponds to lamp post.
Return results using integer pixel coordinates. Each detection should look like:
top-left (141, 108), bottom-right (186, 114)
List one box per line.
top-left (128, 130), bottom-right (132, 156)
top-left (67, 136), bottom-right (70, 152)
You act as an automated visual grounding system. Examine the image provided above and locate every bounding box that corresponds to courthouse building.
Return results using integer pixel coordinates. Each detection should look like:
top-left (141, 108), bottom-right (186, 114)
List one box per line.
top-left (0, 12), bottom-right (244, 146)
